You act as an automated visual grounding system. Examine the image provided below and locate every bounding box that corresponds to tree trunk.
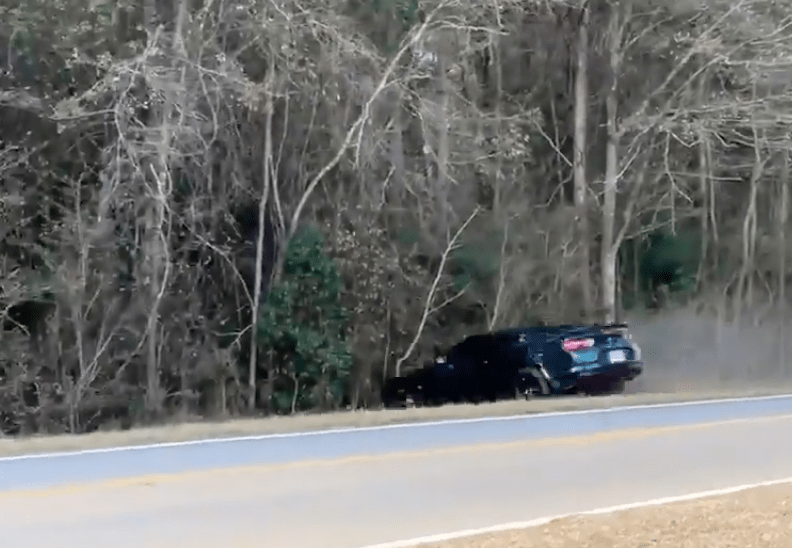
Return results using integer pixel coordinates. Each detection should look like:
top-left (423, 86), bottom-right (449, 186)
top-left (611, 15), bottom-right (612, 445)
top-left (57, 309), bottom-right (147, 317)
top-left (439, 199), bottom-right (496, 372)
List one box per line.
top-left (248, 68), bottom-right (275, 412)
top-left (435, 53), bottom-right (451, 235)
top-left (491, 8), bottom-right (505, 220)
top-left (489, 7), bottom-right (507, 330)
top-left (778, 149), bottom-right (789, 376)
top-left (382, 299), bottom-right (392, 384)
top-left (388, 95), bottom-right (406, 206)
top-left (696, 60), bottom-right (710, 289)
top-left (144, 198), bottom-right (165, 413)
top-left (735, 122), bottom-right (763, 324)
top-left (573, 2), bottom-right (592, 318)
top-left (601, 0), bottom-right (626, 324)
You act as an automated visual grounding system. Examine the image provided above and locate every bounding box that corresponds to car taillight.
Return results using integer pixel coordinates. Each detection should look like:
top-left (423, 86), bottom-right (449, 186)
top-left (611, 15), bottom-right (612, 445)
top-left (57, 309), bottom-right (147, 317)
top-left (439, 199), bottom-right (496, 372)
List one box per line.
top-left (563, 338), bottom-right (594, 352)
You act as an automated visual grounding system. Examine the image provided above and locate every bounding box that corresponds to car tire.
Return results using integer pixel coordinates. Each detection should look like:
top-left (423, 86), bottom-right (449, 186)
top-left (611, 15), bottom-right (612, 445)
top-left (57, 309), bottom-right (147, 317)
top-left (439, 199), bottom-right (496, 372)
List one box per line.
top-left (515, 368), bottom-right (550, 399)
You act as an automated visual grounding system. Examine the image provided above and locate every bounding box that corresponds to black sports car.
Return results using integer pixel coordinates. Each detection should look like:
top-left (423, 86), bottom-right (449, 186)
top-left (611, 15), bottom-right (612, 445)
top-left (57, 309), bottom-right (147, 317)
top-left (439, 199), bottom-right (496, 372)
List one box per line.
top-left (382, 323), bottom-right (643, 407)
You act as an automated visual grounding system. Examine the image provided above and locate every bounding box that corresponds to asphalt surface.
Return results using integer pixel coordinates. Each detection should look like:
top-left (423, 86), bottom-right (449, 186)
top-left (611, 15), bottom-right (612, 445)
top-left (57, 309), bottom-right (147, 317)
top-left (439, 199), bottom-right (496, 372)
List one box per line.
top-left (2, 395), bottom-right (792, 548)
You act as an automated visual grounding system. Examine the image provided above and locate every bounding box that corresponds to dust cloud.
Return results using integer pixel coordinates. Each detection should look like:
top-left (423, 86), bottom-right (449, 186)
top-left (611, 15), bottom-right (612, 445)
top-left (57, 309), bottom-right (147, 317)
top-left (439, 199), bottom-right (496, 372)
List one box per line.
top-left (624, 307), bottom-right (792, 394)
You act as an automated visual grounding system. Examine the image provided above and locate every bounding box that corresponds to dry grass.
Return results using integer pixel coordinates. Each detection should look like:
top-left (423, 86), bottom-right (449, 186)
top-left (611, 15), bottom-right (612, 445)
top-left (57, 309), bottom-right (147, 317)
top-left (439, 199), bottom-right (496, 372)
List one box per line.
top-left (2, 383), bottom-right (792, 458)
top-left (420, 483), bottom-right (792, 548)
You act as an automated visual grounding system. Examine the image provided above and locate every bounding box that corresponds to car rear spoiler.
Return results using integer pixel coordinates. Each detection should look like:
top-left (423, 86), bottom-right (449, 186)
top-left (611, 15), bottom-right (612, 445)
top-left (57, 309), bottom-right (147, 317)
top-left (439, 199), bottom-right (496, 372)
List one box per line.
top-left (547, 323), bottom-right (629, 340)
top-left (588, 323), bottom-right (628, 331)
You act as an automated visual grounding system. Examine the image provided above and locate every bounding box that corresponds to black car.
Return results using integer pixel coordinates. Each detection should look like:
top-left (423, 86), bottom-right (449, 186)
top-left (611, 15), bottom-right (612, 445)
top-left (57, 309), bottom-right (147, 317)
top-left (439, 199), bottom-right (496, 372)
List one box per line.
top-left (382, 323), bottom-right (643, 407)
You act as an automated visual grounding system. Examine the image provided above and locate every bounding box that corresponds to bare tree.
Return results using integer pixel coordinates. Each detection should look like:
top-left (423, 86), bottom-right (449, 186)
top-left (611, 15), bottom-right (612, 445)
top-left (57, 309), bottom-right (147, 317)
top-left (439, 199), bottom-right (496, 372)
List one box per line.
top-left (777, 147), bottom-right (789, 375)
top-left (601, 0), bottom-right (631, 323)
top-left (140, 0), bottom-right (187, 413)
top-left (735, 114), bottom-right (766, 323)
top-left (573, 1), bottom-right (592, 318)
top-left (279, 1), bottom-right (448, 272)
top-left (248, 65), bottom-right (276, 411)
top-left (695, 59), bottom-right (711, 288)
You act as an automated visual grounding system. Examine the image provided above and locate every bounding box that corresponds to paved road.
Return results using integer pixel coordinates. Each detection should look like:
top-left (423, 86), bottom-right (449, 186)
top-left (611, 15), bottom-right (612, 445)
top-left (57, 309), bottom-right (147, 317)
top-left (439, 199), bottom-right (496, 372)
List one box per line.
top-left (2, 395), bottom-right (792, 548)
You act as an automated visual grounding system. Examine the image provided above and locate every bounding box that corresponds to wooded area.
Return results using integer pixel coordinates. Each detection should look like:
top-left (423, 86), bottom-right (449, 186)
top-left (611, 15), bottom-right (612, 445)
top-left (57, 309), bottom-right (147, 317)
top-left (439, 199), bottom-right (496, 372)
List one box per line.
top-left (1, 0), bottom-right (791, 434)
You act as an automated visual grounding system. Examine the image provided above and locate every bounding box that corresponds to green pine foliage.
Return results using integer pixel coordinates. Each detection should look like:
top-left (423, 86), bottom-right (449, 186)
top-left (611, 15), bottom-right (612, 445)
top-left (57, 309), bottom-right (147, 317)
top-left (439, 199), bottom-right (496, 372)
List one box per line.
top-left (257, 226), bottom-right (353, 414)
top-left (639, 229), bottom-right (700, 302)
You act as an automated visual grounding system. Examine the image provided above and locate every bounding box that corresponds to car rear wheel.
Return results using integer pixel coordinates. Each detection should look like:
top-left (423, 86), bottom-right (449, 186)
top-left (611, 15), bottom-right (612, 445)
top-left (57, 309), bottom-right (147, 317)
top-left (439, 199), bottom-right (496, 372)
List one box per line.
top-left (515, 368), bottom-right (550, 399)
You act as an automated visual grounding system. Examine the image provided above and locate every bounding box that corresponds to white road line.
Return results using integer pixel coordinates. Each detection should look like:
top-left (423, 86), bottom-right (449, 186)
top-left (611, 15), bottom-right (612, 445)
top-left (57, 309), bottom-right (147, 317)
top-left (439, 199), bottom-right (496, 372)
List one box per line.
top-left (1, 393), bottom-right (791, 462)
top-left (360, 476), bottom-right (792, 548)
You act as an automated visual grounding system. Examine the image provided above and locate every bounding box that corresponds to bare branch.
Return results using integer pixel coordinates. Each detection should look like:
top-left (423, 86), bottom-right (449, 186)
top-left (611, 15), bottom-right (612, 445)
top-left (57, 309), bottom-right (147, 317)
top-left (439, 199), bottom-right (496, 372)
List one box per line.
top-left (285, 0), bottom-right (449, 244)
top-left (394, 205), bottom-right (480, 377)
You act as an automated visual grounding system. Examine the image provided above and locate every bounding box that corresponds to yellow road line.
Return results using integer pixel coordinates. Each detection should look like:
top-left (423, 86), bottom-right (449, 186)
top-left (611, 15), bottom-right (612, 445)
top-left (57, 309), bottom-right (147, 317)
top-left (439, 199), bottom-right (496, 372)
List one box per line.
top-left (3, 413), bottom-right (791, 501)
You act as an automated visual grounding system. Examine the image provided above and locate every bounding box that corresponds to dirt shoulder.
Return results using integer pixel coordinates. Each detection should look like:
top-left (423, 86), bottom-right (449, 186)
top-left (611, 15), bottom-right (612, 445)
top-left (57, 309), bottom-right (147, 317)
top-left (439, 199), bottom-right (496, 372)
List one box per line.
top-left (1, 385), bottom-right (791, 458)
top-left (421, 483), bottom-right (792, 548)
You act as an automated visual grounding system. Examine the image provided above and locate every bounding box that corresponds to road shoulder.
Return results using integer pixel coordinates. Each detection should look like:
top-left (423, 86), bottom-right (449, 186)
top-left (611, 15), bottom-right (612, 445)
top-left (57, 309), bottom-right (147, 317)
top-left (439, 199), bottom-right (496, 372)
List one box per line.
top-left (3, 386), bottom-right (792, 458)
top-left (418, 483), bottom-right (792, 548)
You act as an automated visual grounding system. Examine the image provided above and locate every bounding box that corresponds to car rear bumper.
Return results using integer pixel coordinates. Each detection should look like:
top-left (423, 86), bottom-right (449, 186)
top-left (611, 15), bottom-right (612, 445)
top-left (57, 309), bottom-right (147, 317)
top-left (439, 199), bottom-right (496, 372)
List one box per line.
top-left (554, 360), bottom-right (643, 392)
top-left (589, 360), bottom-right (643, 379)
top-left (579, 359), bottom-right (642, 381)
